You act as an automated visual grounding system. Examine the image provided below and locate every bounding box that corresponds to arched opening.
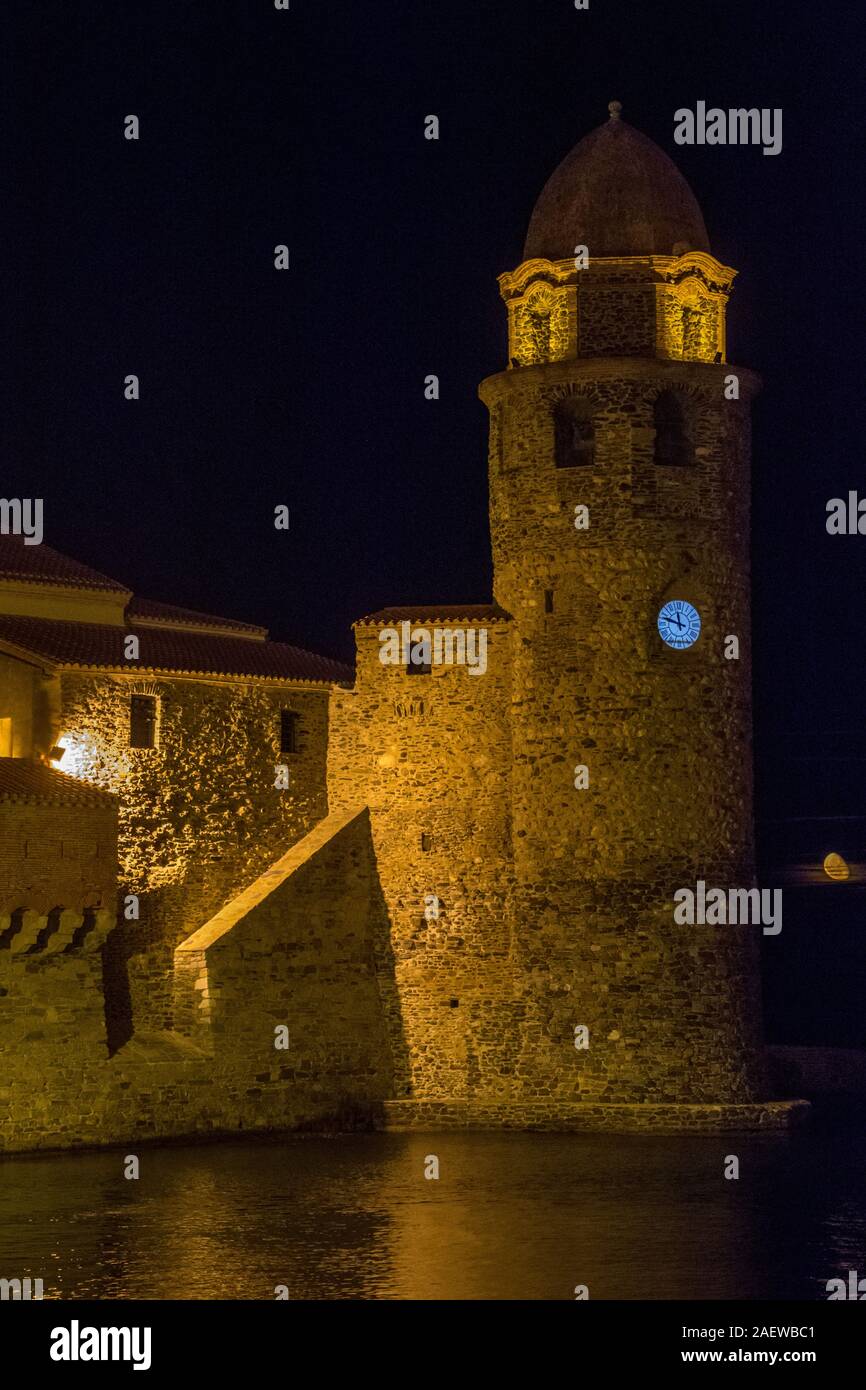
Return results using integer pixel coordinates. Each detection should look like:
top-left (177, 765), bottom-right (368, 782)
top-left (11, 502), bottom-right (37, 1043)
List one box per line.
top-left (653, 390), bottom-right (694, 467)
top-left (554, 397), bottom-right (595, 469)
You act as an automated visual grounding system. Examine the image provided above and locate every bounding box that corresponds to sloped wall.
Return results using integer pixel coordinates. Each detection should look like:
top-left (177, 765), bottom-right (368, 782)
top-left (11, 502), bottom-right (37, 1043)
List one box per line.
top-left (0, 804), bottom-right (396, 1153)
top-left (175, 804), bottom-right (399, 1115)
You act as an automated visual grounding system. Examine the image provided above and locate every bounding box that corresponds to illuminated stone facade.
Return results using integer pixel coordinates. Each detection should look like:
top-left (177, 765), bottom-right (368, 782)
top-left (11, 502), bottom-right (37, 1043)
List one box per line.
top-left (501, 250), bottom-right (732, 367)
top-left (57, 671), bottom-right (328, 1033)
top-left (0, 108), bottom-right (799, 1153)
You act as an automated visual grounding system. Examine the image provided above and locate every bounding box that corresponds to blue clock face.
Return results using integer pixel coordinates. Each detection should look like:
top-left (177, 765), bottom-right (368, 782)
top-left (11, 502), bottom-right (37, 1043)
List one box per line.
top-left (657, 600), bottom-right (701, 649)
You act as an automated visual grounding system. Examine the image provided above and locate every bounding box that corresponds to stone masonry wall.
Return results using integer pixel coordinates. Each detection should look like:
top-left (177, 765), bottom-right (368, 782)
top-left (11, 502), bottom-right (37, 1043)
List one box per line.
top-left (328, 624), bottom-right (519, 1100)
top-left (0, 796), bottom-right (118, 1149)
top-left (56, 672), bottom-right (330, 1031)
top-left (479, 354), bottom-right (767, 1104)
top-left (0, 807), bottom-right (394, 1153)
top-left (0, 799), bottom-right (117, 919)
top-left (0, 654), bottom-right (37, 756)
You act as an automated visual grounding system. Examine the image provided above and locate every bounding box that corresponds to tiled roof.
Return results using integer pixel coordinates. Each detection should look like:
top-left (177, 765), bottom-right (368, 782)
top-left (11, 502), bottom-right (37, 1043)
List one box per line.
top-left (0, 615), bottom-right (353, 685)
top-left (127, 597), bottom-right (267, 638)
top-left (356, 603), bottom-right (512, 626)
top-left (0, 535), bottom-right (129, 593)
top-left (0, 758), bottom-right (117, 807)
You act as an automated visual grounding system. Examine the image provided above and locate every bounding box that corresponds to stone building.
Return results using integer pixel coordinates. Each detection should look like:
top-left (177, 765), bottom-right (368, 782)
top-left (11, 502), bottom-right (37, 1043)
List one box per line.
top-left (0, 106), bottom-right (804, 1152)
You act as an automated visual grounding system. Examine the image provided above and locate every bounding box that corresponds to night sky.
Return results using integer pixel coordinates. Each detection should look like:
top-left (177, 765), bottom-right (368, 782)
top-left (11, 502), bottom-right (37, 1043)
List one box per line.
top-left (3, 0), bottom-right (866, 989)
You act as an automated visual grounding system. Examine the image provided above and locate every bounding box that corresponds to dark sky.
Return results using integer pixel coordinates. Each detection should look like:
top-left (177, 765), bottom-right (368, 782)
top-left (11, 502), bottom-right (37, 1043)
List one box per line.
top-left (4, 0), bottom-right (865, 1041)
top-left (3, 0), bottom-right (865, 742)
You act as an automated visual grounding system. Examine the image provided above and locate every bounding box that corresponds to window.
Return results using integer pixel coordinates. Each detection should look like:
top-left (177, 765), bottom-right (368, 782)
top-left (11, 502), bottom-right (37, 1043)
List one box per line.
top-left (554, 398), bottom-right (595, 469)
top-left (129, 695), bottom-right (157, 749)
top-left (280, 710), bottom-right (299, 754)
top-left (653, 391), bottom-right (694, 467)
top-left (406, 636), bottom-right (432, 675)
top-left (421, 833), bottom-right (432, 852)
top-left (544, 589), bottom-right (554, 614)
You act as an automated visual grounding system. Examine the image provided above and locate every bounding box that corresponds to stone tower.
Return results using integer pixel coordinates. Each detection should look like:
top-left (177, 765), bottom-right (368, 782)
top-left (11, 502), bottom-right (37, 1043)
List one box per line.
top-left (479, 103), bottom-right (767, 1106)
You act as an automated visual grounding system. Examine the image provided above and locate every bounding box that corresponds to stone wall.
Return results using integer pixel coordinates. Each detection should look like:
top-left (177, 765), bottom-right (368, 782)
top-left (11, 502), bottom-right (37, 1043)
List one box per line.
top-left (0, 797), bottom-right (117, 920)
top-left (479, 352), bottom-right (767, 1105)
top-left (379, 1098), bottom-right (810, 1134)
top-left (0, 793), bottom-right (118, 1150)
top-left (0, 807), bottom-right (395, 1153)
top-left (0, 654), bottom-right (38, 756)
top-left (328, 622), bottom-right (519, 1100)
top-left (579, 284), bottom-right (657, 357)
top-left (0, 948), bottom-right (112, 1151)
top-left (56, 672), bottom-right (330, 1030)
top-left (501, 255), bottom-right (732, 367)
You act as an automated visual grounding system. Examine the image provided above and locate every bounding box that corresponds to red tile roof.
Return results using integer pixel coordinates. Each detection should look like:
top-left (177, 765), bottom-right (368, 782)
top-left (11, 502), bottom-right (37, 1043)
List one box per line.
top-left (0, 758), bottom-right (117, 807)
top-left (127, 596), bottom-right (266, 637)
top-left (356, 603), bottom-right (512, 626)
top-left (0, 615), bottom-right (353, 685)
top-left (0, 535), bottom-right (129, 593)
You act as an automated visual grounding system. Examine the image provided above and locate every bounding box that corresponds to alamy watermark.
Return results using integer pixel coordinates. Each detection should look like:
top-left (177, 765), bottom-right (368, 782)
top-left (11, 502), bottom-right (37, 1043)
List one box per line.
top-left (1, 1276), bottom-right (43, 1299)
top-left (826, 492), bottom-right (866, 535)
top-left (673, 881), bottom-right (782, 935)
top-left (0, 498), bottom-right (43, 545)
top-left (674, 103), bottom-right (782, 157)
top-left (50, 1321), bottom-right (152, 1371)
top-left (379, 621), bottom-right (488, 675)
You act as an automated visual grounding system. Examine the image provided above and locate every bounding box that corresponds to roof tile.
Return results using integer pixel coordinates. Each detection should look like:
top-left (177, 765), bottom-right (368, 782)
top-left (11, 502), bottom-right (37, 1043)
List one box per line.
top-left (0, 758), bottom-right (117, 807)
top-left (127, 596), bottom-right (266, 637)
top-left (0, 615), bottom-right (352, 684)
top-left (0, 535), bottom-right (129, 593)
top-left (356, 603), bottom-right (511, 627)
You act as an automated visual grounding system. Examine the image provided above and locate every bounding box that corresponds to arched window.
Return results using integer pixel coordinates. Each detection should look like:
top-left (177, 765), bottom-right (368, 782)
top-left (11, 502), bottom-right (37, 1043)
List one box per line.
top-left (554, 397), bottom-right (595, 469)
top-left (653, 391), bottom-right (694, 467)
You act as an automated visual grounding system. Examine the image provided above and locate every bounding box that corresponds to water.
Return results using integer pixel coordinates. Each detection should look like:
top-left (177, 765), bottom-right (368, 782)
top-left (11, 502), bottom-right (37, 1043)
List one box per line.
top-left (1, 1128), bottom-right (863, 1300)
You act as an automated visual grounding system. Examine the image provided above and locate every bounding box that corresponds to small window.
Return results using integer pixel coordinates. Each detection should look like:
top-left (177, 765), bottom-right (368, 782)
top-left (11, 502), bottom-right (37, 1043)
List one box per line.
top-left (544, 589), bottom-right (554, 614)
top-left (554, 398), bottom-right (595, 469)
top-left (406, 638), bottom-right (432, 675)
top-left (280, 710), bottom-right (299, 754)
top-left (653, 391), bottom-right (694, 467)
top-left (420, 833), bottom-right (432, 852)
top-left (130, 695), bottom-right (157, 749)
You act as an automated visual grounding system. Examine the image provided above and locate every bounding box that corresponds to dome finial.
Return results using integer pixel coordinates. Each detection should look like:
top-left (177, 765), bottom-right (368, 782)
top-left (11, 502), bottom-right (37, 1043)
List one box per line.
top-left (608, 100), bottom-right (623, 120)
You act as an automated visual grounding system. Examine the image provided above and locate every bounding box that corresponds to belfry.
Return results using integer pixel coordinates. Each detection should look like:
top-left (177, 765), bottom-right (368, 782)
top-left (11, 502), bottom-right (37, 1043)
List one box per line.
top-left (477, 101), bottom-right (767, 1106)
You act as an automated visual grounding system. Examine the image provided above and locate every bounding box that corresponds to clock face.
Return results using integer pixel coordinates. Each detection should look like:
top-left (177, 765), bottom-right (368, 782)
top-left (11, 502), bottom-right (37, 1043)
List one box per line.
top-left (657, 599), bottom-right (701, 649)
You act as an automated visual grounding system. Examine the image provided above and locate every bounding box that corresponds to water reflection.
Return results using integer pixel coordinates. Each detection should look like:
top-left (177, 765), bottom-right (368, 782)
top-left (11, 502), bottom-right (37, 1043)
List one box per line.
top-left (1, 1129), bottom-right (862, 1299)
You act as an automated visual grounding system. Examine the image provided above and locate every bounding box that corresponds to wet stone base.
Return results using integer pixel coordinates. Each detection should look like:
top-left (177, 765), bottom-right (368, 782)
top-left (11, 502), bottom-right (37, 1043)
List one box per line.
top-left (377, 1098), bottom-right (811, 1134)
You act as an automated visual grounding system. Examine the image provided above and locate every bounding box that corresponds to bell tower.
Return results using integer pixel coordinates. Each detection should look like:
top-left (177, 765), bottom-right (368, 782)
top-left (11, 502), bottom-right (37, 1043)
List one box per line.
top-left (479, 103), bottom-right (767, 1104)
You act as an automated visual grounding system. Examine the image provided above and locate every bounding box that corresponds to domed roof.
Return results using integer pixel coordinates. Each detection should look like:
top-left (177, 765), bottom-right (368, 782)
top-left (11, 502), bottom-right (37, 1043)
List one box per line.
top-left (523, 102), bottom-right (710, 262)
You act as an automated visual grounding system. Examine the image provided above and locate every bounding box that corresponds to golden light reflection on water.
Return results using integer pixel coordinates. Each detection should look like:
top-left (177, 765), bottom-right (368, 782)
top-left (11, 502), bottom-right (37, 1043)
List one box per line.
top-left (0, 1131), bottom-right (863, 1300)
